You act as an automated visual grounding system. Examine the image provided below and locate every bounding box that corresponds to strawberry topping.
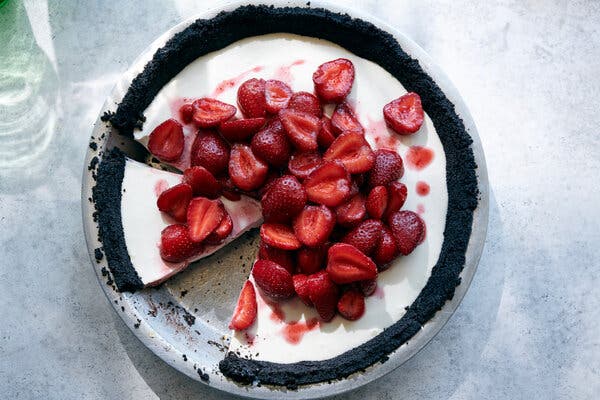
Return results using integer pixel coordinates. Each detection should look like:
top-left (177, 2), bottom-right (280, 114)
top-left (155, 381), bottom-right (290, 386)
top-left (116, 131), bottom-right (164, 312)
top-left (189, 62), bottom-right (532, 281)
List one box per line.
top-left (388, 210), bottom-right (426, 255)
top-left (190, 130), bottom-right (230, 176)
top-left (313, 58), bottom-right (355, 103)
top-left (261, 175), bottom-right (307, 223)
top-left (192, 98), bottom-right (236, 127)
top-left (287, 151), bottom-right (323, 180)
top-left (307, 271), bottom-right (339, 321)
top-left (366, 185), bottom-right (388, 220)
top-left (182, 166), bottom-right (222, 199)
top-left (258, 241), bottom-right (295, 275)
top-left (156, 183), bottom-right (192, 223)
top-left (205, 212), bottom-right (233, 245)
top-left (293, 274), bottom-right (313, 306)
top-left (383, 92), bottom-right (424, 135)
top-left (293, 205), bottom-right (335, 247)
top-left (323, 131), bottom-right (374, 174)
top-left (229, 281), bottom-right (258, 330)
top-left (237, 78), bottom-right (266, 118)
top-left (251, 118), bottom-right (292, 167)
top-left (342, 219), bottom-right (383, 256)
top-left (287, 91), bottom-right (322, 117)
top-left (331, 102), bottom-right (364, 135)
top-left (337, 290), bottom-right (365, 321)
top-left (296, 246), bottom-right (327, 274)
top-left (147, 119), bottom-right (184, 162)
top-left (252, 259), bottom-right (295, 300)
top-left (384, 181), bottom-right (408, 219)
top-left (326, 243), bottom-right (377, 284)
top-left (219, 117), bottom-right (266, 142)
top-left (335, 194), bottom-right (367, 228)
top-left (265, 79), bottom-right (293, 114)
top-left (279, 108), bottom-right (320, 152)
top-left (186, 197), bottom-right (225, 243)
top-left (160, 224), bottom-right (203, 263)
top-left (304, 161), bottom-right (351, 207)
top-left (260, 223), bottom-right (302, 250)
top-left (367, 149), bottom-right (404, 188)
top-left (228, 144), bottom-right (269, 192)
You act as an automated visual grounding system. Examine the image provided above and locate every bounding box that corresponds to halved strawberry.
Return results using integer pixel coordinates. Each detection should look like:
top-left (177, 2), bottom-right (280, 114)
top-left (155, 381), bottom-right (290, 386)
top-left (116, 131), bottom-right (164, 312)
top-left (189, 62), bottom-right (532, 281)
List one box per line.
top-left (261, 175), bottom-right (306, 223)
top-left (293, 205), bottom-right (335, 247)
top-left (303, 161), bottom-right (351, 207)
top-left (373, 225), bottom-right (400, 269)
top-left (237, 78), bottom-right (266, 118)
top-left (307, 271), bottom-right (339, 321)
top-left (228, 144), bottom-right (269, 191)
top-left (342, 219), bottom-right (383, 256)
top-left (192, 98), bottom-right (236, 128)
top-left (205, 212), bottom-right (233, 245)
top-left (359, 279), bottom-right (377, 297)
top-left (287, 152), bottom-right (323, 180)
top-left (182, 166), bottom-right (222, 199)
top-left (279, 108), bottom-right (319, 152)
top-left (260, 223), bottom-right (302, 250)
top-left (335, 194), bottom-right (367, 228)
top-left (186, 198), bottom-right (225, 243)
top-left (252, 259), bottom-right (295, 300)
top-left (317, 116), bottom-right (336, 150)
top-left (388, 210), bottom-right (426, 255)
top-left (229, 281), bottom-right (257, 330)
top-left (337, 290), bottom-right (365, 321)
top-left (220, 177), bottom-right (242, 201)
top-left (156, 183), bottom-right (192, 223)
top-left (323, 131), bottom-right (374, 174)
top-left (296, 246), bottom-right (327, 274)
top-left (251, 118), bottom-right (292, 168)
top-left (287, 91), bottom-right (322, 117)
top-left (313, 58), bottom-right (355, 103)
top-left (366, 186), bottom-right (388, 220)
top-left (190, 130), bottom-right (230, 176)
top-left (384, 181), bottom-right (408, 219)
top-left (326, 243), bottom-right (377, 284)
top-left (331, 102), bottom-right (364, 135)
top-left (383, 92), bottom-right (424, 135)
top-left (258, 241), bottom-right (295, 275)
top-left (367, 149), bottom-right (404, 188)
top-left (160, 224), bottom-right (203, 263)
top-left (265, 79), bottom-right (293, 114)
top-left (293, 274), bottom-right (313, 306)
top-left (256, 169), bottom-right (281, 199)
top-left (219, 117), bottom-right (266, 142)
top-left (179, 103), bottom-right (194, 124)
top-left (147, 119), bottom-right (184, 162)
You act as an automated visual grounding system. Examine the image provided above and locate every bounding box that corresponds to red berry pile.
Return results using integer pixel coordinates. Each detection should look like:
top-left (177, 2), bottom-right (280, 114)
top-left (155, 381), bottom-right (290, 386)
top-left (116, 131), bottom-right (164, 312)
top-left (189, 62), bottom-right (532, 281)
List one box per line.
top-left (149, 58), bottom-right (426, 330)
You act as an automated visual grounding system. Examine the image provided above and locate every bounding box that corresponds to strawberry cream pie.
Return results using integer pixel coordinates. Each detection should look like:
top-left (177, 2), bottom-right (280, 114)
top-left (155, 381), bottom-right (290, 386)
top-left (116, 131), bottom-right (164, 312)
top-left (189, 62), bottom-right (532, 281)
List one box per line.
top-left (92, 5), bottom-right (478, 388)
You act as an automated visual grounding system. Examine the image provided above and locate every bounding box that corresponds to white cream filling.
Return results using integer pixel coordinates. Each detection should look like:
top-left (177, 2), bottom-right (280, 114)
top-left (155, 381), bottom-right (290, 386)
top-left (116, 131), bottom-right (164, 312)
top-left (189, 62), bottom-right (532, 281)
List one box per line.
top-left (134, 34), bottom-right (447, 363)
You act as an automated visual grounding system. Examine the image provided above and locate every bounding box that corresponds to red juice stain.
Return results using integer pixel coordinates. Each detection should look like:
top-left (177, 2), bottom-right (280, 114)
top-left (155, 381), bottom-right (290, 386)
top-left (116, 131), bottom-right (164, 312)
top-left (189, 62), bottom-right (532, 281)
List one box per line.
top-left (273, 59), bottom-right (305, 84)
top-left (366, 116), bottom-right (400, 150)
top-left (169, 97), bottom-right (193, 124)
top-left (374, 285), bottom-right (385, 299)
top-left (282, 318), bottom-right (319, 344)
top-left (211, 66), bottom-right (264, 97)
top-left (416, 204), bottom-right (425, 215)
top-left (243, 332), bottom-right (255, 346)
top-left (154, 179), bottom-right (169, 197)
top-left (416, 181), bottom-right (430, 196)
top-left (406, 146), bottom-right (434, 170)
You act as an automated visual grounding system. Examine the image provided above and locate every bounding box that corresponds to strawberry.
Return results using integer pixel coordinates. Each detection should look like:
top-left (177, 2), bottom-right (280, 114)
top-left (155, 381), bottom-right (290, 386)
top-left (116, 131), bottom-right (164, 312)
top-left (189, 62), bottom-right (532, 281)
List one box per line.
top-left (219, 117), bottom-right (266, 142)
top-left (156, 183), bottom-right (192, 222)
top-left (384, 181), bottom-right (408, 220)
top-left (359, 279), bottom-right (377, 297)
top-left (147, 119), bottom-right (184, 162)
top-left (265, 79), bottom-right (293, 114)
top-left (307, 271), bottom-right (339, 321)
top-left (287, 152), bottom-right (322, 180)
top-left (251, 118), bottom-right (292, 168)
top-left (160, 224), bottom-right (203, 263)
top-left (287, 91), bottom-right (322, 117)
top-left (192, 98), bottom-right (236, 128)
top-left (205, 212), bottom-right (233, 245)
top-left (228, 144), bottom-right (269, 191)
top-left (179, 103), bottom-right (194, 124)
top-left (304, 161), bottom-right (351, 207)
top-left (296, 246), bottom-right (327, 274)
top-left (258, 241), bottom-right (295, 275)
top-left (237, 78), bottom-right (266, 118)
top-left (260, 223), bottom-right (302, 250)
top-left (365, 185), bottom-right (388, 220)
top-left (342, 219), bottom-right (383, 256)
top-left (367, 149), bottom-right (404, 188)
top-left (229, 281), bottom-right (257, 330)
top-left (261, 175), bottom-right (306, 223)
top-left (279, 108), bottom-right (319, 152)
top-left (220, 177), bottom-right (242, 201)
top-left (182, 166), bottom-right (222, 199)
top-left (190, 130), bottom-right (230, 176)
top-left (326, 243), bottom-right (377, 284)
top-left (313, 58), bottom-right (355, 103)
top-left (317, 116), bottom-right (336, 149)
top-left (373, 225), bottom-right (400, 269)
top-left (331, 102), bottom-right (364, 135)
top-left (337, 290), bottom-right (365, 320)
top-left (323, 131), bottom-right (374, 174)
top-left (252, 259), bottom-right (295, 300)
top-left (186, 197), bottom-right (225, 243)
top-left (388, 210), bottom-right (426, 255)
top-left (293, 274), bottom-right (313, 306)
top-left (256, 169), bottom-right (281, 199)
top-left (335, 194), bottom-right (367, 228)
top-left (383, 92), bottom-right (424, 135)
top-left (293, 205), bottom-right (335, 247)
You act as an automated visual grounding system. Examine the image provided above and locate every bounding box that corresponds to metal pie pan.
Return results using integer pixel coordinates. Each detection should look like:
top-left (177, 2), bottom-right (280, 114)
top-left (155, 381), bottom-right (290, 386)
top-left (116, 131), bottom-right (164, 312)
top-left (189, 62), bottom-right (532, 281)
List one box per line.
top-left (81, 1), bottom-right (489, 398)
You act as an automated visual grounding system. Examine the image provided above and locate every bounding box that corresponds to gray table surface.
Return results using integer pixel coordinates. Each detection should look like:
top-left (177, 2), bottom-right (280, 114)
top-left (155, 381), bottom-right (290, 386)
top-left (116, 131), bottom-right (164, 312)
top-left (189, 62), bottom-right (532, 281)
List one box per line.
top-left (1, 0), bottom-right (599, 399)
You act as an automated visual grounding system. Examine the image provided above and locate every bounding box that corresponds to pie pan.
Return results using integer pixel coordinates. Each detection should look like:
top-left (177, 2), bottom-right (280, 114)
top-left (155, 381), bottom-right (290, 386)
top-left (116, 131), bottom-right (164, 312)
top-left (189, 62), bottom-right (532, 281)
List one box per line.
top-left (82, 1), bottom-right (489, 398)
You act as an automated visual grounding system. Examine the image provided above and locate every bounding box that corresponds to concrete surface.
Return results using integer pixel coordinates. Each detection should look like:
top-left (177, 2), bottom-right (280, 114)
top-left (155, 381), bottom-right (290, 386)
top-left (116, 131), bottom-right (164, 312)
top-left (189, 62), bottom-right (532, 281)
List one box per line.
top-left (1, 0), bottom-right (599, 399)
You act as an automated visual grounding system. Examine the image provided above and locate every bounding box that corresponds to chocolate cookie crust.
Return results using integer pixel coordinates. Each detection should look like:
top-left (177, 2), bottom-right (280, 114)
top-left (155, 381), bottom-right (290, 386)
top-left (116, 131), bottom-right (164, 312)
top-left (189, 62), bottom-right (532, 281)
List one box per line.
top-left (103, 4), bottom-right (478, 388)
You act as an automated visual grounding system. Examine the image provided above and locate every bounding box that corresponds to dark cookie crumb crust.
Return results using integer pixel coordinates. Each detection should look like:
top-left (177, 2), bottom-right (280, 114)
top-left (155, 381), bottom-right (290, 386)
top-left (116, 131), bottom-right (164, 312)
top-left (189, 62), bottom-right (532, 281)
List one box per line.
top-left (99, 4), bottom-right (478, 389)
